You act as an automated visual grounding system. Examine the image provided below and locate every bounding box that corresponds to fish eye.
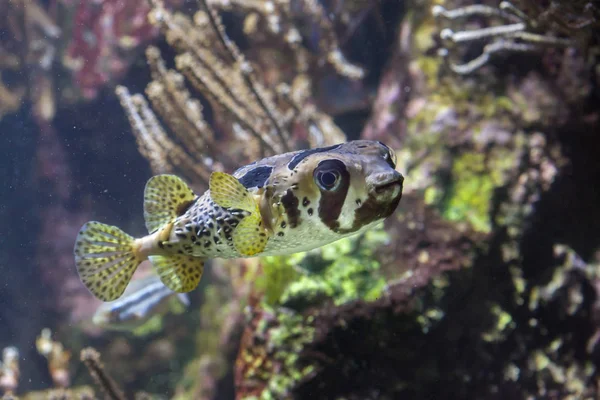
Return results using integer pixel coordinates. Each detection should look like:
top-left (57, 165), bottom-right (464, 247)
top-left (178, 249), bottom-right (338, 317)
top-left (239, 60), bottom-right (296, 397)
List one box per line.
top-left (318, 171), bottom-right (340, 190)
top-left (314, 160), bottom-right (345, 191)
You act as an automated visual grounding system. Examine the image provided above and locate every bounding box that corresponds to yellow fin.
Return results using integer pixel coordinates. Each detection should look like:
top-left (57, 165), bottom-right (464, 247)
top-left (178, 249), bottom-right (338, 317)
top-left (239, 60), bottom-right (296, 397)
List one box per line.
top-left (144, 174), bottom-right (196, 233)
top-left (209, 171), bottom-right (270, 256)
top-left (149, 254), bottom-right (204, 293)
top-left (233, 214), bottom-right (269, 256)
top-left (74, 222), bottom-right (142, 301)
top-left (209, 171), bottom-right (256, 212)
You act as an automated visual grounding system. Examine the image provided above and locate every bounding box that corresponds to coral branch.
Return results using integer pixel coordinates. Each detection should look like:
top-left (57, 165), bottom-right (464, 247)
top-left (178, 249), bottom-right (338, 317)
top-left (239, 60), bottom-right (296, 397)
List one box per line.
top-left (81, 347), bottom-right (126, 400)
top-left (119, 0), bottom-right (352, 186)
top-left (433, 1), bottom-right (574, 74)
top-left (36, 328), bottom-right (72, 388)
top-left (196, 0), bottom-right (290, 151)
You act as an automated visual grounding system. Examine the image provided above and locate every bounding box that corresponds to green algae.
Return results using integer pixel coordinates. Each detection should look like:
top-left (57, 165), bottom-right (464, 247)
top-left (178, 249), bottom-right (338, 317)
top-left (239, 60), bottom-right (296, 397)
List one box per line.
top-left (402, 8), bottom-right (532, 236)
top-left (197, 285), bottom-right (230, 356)
top-left (443, 152), bottom-right (495, 232)
top-left (237, 305), bottom-right (316, 400)
top-left (265, 309), bottom-right (316, 398)
top-left (481, 303), bottom-right (515, 342)
top-left (280, 277), bottom-right (333, 309)
top-left (241, 227), bottom-right (392, 399)
top-left (442, 146), bottom-right (521, 233)
top-left (255, 253), bottom-right (303, 306)
top-left (257, 227), bottom-right (390, 310)
top-left (130, 314), bottom-right (164, 337)
top-left (173, 284), bottom-right (230, 399)
top-left (404, 86), bottom-right (522, 233)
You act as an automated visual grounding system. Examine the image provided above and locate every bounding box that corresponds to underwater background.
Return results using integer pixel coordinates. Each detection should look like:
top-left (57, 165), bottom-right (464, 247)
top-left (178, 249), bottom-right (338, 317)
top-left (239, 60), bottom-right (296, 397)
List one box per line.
top-left (1, 0), bottom-right (600, 399)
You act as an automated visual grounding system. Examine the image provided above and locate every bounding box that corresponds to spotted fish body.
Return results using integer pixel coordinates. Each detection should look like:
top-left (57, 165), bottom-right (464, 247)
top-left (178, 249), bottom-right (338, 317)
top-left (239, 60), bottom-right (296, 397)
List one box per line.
top-left (74, 140), bottom-right (404, 302)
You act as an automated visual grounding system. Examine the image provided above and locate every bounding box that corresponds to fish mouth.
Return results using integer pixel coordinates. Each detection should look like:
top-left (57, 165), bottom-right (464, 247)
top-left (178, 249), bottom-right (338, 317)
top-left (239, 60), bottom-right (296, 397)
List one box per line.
top-left (373, 174), bottom-right (404, 195)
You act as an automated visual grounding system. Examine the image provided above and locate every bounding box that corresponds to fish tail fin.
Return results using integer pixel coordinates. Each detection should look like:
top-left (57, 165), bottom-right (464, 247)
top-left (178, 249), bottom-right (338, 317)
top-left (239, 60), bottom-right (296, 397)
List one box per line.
top-left (74, 221), bottom-right (143, 302)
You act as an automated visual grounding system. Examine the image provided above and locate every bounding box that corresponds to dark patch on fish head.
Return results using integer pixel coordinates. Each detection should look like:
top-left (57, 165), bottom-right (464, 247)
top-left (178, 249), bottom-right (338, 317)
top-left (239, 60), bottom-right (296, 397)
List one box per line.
top-left (287, 144), bottom-right (342, 170)
top-left (265, 163), bottom-right (318, 235)
top-left (280, 189), bottom-right (301, 228)
top-left (314, 159), bottom-right (351, 232)
top-left (238, 166), bottom-right (273, 189)
top-left (341, 191), bottom-right (401, 234)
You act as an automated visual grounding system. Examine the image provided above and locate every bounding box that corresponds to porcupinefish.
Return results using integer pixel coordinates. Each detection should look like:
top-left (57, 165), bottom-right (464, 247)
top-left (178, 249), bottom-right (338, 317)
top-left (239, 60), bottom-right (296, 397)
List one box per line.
top-left (74, 140), bottom-right (404, 302)
top-left (92, 275), bottom-right (190, 332)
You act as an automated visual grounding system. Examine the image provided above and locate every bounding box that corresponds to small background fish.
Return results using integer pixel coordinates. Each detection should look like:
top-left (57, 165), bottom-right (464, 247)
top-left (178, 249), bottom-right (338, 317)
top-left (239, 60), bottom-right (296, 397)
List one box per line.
top-left (91, 274), bottom-right (190, 336)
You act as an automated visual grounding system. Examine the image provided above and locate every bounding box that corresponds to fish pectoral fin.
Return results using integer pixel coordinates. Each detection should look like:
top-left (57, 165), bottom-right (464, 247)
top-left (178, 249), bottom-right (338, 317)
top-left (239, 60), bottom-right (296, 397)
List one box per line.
top-left (74, 222), bottom-right (142, 302)
top-left (209, 171), bottom-right (257, 213)
top-left (209, 171), bottom-right (270, 255)
top-left (144, 175), bottom-right (197, 234)
top-left (233, 213), bottom-right (270, 256)
top-left (148, 254), bottom-right (204, 293)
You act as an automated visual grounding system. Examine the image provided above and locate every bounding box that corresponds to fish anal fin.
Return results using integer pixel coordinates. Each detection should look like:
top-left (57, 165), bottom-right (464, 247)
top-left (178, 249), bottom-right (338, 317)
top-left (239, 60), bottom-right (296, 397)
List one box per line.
top-left (233, 214), bottom-right (270, 256)
top-left (209, 172), bottom-right (256, 212)
top-left (148, 254), bottom-right (204, 293)
top-left (74, 221), bottom-right (142, 302)
top-left (144, 175), bottom-right (197, 234)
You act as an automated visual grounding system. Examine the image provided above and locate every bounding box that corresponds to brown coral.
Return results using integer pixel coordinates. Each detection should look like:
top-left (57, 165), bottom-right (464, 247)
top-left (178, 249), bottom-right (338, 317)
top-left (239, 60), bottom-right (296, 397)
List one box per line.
top-left (116, 0), bottom-right (354, 188)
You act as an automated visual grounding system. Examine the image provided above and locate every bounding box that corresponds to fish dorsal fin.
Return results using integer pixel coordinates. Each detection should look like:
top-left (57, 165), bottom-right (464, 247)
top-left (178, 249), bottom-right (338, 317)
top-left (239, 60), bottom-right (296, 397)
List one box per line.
top-left (144, 175), bottom-right (197, 233)
top-left (209, 171), bottom-right (269, 256)
top-left (209, 172), bottom-right (257, 213)
top-left (148, 254), bottom-right (204, 293)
